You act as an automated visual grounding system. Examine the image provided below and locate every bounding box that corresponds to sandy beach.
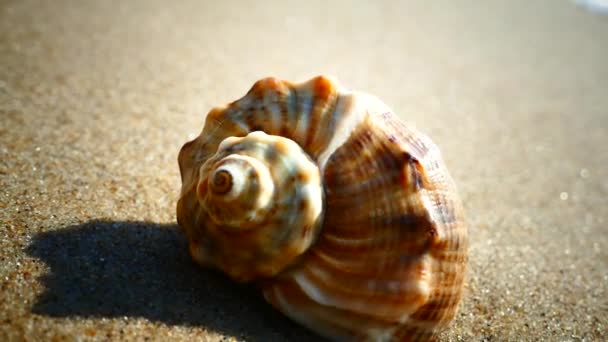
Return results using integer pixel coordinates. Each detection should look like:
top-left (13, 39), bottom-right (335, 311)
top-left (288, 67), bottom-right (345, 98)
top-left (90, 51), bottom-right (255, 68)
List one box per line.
top-left (1, 0), bottom-right (607, 340)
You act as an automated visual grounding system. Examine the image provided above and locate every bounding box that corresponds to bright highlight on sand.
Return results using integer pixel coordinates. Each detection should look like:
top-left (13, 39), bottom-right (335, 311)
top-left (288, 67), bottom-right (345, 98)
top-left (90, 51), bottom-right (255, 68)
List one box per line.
top-left (575, 0), bottom-right (608, 13)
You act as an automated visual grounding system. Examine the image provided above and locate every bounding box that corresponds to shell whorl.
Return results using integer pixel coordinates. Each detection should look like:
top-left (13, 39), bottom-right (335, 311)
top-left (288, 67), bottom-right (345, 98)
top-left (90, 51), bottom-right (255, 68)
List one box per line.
top-left (189, 131), bottom-right (324, 281)
top-left (177, 76), bottom-right (468, 341)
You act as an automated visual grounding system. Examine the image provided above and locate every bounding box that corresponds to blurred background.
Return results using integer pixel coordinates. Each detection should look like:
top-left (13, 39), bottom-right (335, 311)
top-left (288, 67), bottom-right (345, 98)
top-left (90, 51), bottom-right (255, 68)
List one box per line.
top-left (1, 0), bottom-right (607, 340)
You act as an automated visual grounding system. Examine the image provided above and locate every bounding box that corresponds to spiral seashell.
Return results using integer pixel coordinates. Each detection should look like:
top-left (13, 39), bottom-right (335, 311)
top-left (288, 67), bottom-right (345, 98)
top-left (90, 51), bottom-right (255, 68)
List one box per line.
top-left (177, 76), bottom-right (468, 341)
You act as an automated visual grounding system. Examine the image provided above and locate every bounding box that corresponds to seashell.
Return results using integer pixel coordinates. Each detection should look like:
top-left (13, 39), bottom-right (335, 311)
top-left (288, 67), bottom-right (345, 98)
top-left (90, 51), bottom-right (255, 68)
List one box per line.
top-left (176, 76), bottom-right (468, 341)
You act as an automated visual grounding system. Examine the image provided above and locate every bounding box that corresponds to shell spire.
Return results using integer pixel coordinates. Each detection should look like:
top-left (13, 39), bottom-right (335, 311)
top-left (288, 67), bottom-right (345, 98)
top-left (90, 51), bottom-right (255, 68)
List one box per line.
top-left (181, 131), bottom-right (324, 282)
top-left (177, 76), bottom-right (468, 341)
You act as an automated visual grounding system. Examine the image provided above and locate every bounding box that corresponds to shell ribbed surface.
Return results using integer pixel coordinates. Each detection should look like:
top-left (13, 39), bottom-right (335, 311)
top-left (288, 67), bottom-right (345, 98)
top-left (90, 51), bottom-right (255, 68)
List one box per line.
top-left (177, 76), bottom-right (468, 341)
top-left (188, 131), bottom-right (324, 281)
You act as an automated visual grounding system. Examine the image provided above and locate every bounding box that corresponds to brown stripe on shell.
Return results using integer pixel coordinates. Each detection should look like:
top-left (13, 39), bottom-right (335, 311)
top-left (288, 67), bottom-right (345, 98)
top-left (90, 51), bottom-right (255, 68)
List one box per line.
top-left (371, 109), bottom-right (466, 243)
top-left (376, 110), bottom-right (432, 163)
top-left (317, 224), bottom-right (433, 256)
top-left (264, 107), bottom-right (467, 340)
top-left (178, 76), bottom-right (467, 341)
top-left (280, 80), bottom-right (299, 139)
top-left (393, 326), bottom-right (436, 342)
top-left (305, 247), bottom-right (432, 298)
top-left (274, 116), bottom-right (437, 320)
top-left (195, 77), bottom-right (349, 162)
top-left (263, 277), bottom-right (389, 341)
top-left (321, 115), bottom-right (436, 243)
top-left (300, 266), bottom-right (421, 318)
top-left (303, 76), bottom-right (339, 155)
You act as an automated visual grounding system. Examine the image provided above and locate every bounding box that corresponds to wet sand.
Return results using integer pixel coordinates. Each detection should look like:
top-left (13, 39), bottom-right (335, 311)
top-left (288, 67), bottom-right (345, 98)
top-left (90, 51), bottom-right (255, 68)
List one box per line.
top-left (1, 0), bottom-right (607, 340)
